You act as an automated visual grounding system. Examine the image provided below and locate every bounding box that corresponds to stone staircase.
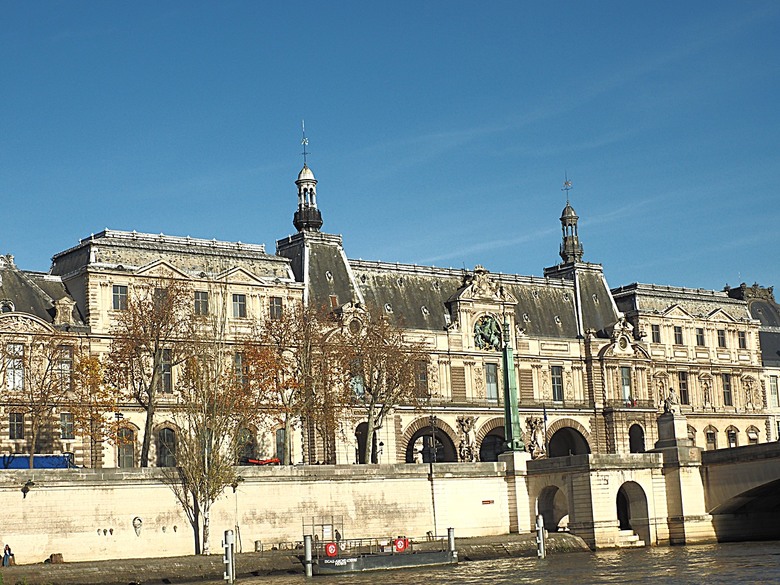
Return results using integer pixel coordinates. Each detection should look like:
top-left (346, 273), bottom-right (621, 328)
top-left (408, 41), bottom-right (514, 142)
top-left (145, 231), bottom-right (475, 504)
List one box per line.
top-left (615, 529), bottom-right (645, 548)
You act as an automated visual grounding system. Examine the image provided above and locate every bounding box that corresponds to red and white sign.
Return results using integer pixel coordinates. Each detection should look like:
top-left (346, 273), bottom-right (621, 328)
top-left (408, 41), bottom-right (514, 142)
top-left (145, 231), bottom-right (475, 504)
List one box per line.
top-left (325, 542), bottom-right (338, 557)
top-left (394, 538), bottom-right (408, 553)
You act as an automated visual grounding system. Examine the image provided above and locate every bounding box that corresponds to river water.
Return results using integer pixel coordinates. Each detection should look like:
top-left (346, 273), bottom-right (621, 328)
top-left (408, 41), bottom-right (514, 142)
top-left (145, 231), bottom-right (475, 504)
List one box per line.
top-left (192, 541), bottom-right (780, 584)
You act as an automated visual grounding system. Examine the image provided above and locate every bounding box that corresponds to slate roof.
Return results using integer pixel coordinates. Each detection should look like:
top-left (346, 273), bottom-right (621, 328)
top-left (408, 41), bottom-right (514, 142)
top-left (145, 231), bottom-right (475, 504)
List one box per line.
top-left (0, 255), bottom-right (83, 326)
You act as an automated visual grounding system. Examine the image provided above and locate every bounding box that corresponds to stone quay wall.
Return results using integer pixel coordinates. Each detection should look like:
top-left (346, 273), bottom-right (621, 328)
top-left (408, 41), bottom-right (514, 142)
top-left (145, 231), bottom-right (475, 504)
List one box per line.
top-left (0, 463), bottom-right (511, 564)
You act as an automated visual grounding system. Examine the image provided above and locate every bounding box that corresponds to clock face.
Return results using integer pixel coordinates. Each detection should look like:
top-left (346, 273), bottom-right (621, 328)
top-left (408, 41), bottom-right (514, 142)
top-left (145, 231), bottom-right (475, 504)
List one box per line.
top-left (474, 315), bottom-right (502, 351)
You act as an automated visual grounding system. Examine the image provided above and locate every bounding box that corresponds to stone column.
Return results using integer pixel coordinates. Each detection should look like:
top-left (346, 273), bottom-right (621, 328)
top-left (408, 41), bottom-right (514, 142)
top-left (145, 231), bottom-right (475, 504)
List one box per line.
top-left (651, 412), bottom-right (716, 545)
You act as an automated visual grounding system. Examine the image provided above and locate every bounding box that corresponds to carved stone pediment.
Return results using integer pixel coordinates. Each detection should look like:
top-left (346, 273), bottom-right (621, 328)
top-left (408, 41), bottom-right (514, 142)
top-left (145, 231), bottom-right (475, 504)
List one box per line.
top-left (0, 313), bottom-right (54, 335)
top-left (450, 265), bottom-right (517, 303)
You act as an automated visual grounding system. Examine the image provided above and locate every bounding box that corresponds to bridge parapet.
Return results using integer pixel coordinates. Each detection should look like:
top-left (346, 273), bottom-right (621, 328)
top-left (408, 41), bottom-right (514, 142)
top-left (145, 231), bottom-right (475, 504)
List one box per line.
top-left (701, 441), bottom-right (780, 466)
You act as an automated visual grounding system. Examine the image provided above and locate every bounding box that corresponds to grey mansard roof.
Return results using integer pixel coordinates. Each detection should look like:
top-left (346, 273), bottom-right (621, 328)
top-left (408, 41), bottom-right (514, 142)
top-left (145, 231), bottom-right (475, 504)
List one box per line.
top-left (0, 255), bottom-right (84, 327)
top-left (725, 283), bottom-right (780, 368)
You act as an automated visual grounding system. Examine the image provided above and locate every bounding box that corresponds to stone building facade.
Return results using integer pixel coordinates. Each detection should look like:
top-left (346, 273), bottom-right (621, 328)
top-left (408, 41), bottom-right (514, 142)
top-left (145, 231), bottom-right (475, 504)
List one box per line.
top-left (0, 162), bottom-right (777, 468)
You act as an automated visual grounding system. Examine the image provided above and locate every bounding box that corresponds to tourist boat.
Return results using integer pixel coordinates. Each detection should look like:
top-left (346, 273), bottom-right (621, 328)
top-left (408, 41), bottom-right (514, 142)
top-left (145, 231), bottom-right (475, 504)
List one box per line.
top-left (309, 533), bottom-right (458, 575)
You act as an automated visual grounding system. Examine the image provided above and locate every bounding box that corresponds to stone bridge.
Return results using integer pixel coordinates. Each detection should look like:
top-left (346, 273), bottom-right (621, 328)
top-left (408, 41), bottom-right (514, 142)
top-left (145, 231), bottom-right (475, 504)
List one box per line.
top-left (510, 415), bottom-right (780, 549)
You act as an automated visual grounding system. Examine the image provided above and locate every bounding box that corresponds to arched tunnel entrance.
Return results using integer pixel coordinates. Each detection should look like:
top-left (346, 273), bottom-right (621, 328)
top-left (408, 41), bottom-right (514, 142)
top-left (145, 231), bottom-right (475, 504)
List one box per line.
top-left (537, 485), bottom-right (570, 532)
top-left (548, 427), bottom-right (591, 458)
top-left (616, 481), bottom-right (650, 546)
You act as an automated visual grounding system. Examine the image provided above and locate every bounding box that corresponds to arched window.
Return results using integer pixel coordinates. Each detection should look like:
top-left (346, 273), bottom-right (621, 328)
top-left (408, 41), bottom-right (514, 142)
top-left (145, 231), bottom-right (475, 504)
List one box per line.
top-left (628, 424), bottom-right (645, 453)
top-left (275, 428), bottom-right (286, 463)
top-left (157, 428), bottom-right (176, 467)
top-left (726, 427), bottom-right (738, 448)
top-left (237, 428), bottom-right (256, 465)
top-left (705, 426), bottom-right (718, 450)
top-left (117, 427), bottom-right (135, 468)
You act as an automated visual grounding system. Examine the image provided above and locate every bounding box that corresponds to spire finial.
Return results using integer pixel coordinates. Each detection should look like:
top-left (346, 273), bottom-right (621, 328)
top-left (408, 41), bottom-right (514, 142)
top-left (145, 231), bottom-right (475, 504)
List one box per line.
top-left (562, 172), bottom-right (573, 204)
top-left (301, 120), bottom-right (309, 166)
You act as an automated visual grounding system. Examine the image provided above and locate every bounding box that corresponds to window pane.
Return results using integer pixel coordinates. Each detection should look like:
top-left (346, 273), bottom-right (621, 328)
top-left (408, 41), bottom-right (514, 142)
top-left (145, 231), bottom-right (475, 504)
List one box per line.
top-left (269, 296), bottom-right (283, 320)
top-left (717, 330), bottom-right (726, 348)
top-left (679, 371), bottom-right (689, 405)
top-left (233, 294), bottom-right (247, 318)
top-left (60, 412), bottom-right (74, 440)
top-left (722, 374), bottom-right (732, 406)
top-left (551, 366), bottom-right (564, 402)
top-left (674, 326), bottom-right (683, 345)
top-left (112, 285), bottom-right (128, 310)
top-left (9, 413), bottom-right (24, 440)
top-left (620, 366), bottom-right (632, 402)
top-left (158, 428), bottom-right (176, 467)
top-left (696, 328), bottom-right (705, 347)
top-left (485, 363), bottom-right (498, 400)
top-left (195, 291), bottom-right (209, 316)
top-left (771, 376), bottom-right (779, 409)
top-left (6, 343), bottom-right (24, 391)
top-left (118, 428), bottom-right (135, 468)
top-left (738, 331), bottom-right (747, 349)
top-left (651, 325), bottom-right (661, 343)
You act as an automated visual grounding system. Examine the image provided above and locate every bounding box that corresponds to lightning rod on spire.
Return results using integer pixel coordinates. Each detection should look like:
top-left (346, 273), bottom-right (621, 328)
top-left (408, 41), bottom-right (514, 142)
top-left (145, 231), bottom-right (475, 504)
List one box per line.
top-left (301, 120), bottom-right (309, 166)
top-left (561, 172), bottom-right (573, 204)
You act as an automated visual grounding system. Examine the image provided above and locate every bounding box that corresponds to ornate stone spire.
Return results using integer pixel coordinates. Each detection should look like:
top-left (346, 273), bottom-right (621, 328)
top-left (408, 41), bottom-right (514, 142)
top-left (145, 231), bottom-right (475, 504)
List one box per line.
top-left (558, 177), bottom-right (583, 263)
top-left (293, 124), bottom-right (323, 232)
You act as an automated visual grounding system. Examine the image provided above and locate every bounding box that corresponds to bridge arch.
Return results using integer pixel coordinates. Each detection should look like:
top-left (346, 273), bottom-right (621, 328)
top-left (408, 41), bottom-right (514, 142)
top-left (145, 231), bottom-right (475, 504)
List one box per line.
top-left (617, 481), bottom-right (650, 546)
top-left (537, 484), bottom-right (569, 532)
top-left (547, 418), bottom-right (591, 457)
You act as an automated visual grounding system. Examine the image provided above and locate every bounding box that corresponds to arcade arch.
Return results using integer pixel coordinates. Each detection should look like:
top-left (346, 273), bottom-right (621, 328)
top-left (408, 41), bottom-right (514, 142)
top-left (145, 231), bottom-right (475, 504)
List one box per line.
top-left (616, 481), bottom-right (650, 546)
top-left (547, 419), bottom-right (591, 457)
top-left (537, 485), bottom-right (569, 532)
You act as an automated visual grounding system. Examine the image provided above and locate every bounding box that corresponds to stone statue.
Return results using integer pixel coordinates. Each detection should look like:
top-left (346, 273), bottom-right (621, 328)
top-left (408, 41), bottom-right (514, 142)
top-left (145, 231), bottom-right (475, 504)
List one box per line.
top-left (457, 415), bottom-right (478, 462)
top-left (663, 388), bottom-right (679, 414)
top-left (525, 417), bottom-right (546, 460)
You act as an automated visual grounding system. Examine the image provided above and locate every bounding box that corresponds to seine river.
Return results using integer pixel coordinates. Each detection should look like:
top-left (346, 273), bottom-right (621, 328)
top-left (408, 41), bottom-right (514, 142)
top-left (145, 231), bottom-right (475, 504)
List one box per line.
top-left (191, 541), bottom-right (780, 585)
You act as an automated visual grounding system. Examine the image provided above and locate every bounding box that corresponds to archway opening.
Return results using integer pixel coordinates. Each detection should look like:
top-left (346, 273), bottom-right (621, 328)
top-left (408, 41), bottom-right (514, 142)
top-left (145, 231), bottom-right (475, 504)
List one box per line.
top-left (479, 426), bottom-right (506, 462)
top-left (538, 485), bottom-right (569, 532)
top-left (616, 481), bottom-right (650, 546)
top-left (355, 422), bottom-right (378, 464)
top-left (405, 426), bottom-right (457, 463)
top-left (629, 424), bottom-right (645, 453)
top-left (548, 427), bottom-right (590, 457)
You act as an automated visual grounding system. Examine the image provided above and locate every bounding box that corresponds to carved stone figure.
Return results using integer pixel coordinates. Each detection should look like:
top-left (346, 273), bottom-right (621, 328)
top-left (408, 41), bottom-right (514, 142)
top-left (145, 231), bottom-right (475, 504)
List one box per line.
top-left (474, 315), bottom-right (502, 351)
top-left (525, 417), bottom-right (546, 460)
top-left (457, 415), bottom-right (478, 462)
top-left (663, 388), bottom-right (679, 414)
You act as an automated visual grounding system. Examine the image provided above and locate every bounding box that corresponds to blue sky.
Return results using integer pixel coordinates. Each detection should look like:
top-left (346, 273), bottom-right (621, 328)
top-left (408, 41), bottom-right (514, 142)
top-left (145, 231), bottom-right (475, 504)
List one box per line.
top-left (2, 1), bottom-right (779, 292)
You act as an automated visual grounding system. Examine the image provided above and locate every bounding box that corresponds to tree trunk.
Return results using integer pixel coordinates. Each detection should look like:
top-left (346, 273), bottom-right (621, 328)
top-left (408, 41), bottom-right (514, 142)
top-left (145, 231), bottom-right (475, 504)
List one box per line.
top-left (28, 425), bottom-right (38, 469)
top-left (365, 415), bottom-right (376, 466)
top-left (192, 494), bottom-right (201, 554)
top-left (202, 499), bottom-right (211, 555)
top-left (283, 416), bottom-right (293, 465)
top-left (140, 377), bottom-right (158, 467)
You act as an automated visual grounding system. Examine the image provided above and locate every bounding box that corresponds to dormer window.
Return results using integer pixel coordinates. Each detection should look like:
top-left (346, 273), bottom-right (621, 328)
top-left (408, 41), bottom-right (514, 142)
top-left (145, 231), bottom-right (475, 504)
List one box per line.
top-left (0, 300), bottom-right (14, 313)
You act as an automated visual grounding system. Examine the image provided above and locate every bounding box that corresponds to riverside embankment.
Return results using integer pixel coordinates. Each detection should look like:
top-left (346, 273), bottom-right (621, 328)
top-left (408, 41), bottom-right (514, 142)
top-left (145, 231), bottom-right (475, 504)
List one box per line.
top-left (0, 532), bottom-right (590, 585)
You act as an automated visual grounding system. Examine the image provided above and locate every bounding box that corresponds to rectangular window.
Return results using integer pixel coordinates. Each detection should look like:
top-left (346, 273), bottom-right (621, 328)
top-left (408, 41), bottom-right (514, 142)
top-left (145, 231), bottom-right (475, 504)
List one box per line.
top-left (678, 371), bottom-right (689, 405)
top-left (57, 346), bottom-right (73, 392)
top-left (232, 294), bottom-right (247, 318)
top-left (9, 412), bottom-right (24, 440)
top-left (738, 331), bottom-right (747, 349)
top-left (415, 360), bottom-right (429, 397)
top-left (771, 376), bottom-right (779, 409)
top-left (620, 366), bottom-right (632, 402)
top-left (60, 412), bottom-right (75, 440)
top-left (705, 430), bottom-right (717, 450)
top-left (674, 326), bottom-right (683, 345)
top-left (722, 373), bottom-right (732, 406)
top-left (717, 329), bottom-right (726, 348)
top-left (194, 291), bottom-right (209, 316)
top-left (5, 342), bottom-right (24, 391)
top-left (269, 296), bottom-right (283, 320)
top-left (160, 349), bottom-right (172, 394)
top-left (696, 328), bottom-right (705, 347)
top-left (485, 363), bottom-right (499, 401)
top-left (551, 365), bottom-right (564, 402)
top-left (234, 352), bottom-right (247, 387)
top-left (651, 324), bottom-right (661, 344)
top-left (112, 285), bottom-right (128, 310)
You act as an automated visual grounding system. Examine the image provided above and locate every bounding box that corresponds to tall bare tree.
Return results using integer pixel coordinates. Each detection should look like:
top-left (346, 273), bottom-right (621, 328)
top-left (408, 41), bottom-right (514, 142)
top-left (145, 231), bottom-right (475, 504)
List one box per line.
top-left (105, 279), bottom-right (193, 466)
top-left (70, 353), bottom-right (120, 467)
top-left (333, 306), bottom-right (426, 464)
top-left (161, 273), bottom-right (263, 555)
top-left (244, 303), bottom-right (340, 465)
top-left (0, 330), bottom-right (77, 468)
